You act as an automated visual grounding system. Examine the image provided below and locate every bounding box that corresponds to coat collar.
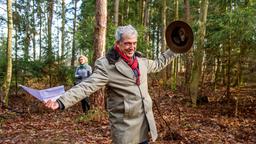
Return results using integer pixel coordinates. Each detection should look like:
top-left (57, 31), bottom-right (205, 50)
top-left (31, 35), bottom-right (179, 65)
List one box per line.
top-left (106, 47), bottom-right (142, 80)
top-left (115, 59), bottom-right (135, 80)
top-left (106, 47), bottom-right (142, 65)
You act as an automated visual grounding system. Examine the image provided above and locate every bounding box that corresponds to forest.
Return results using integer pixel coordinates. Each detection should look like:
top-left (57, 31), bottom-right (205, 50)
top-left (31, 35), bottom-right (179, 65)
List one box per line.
top-left (0, 0), bottom-right (256, 143)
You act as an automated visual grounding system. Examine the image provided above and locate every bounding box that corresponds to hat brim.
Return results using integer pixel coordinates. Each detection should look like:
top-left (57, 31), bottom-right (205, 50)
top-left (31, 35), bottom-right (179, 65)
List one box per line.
top-left (165, 21), bottom-right (194, 53)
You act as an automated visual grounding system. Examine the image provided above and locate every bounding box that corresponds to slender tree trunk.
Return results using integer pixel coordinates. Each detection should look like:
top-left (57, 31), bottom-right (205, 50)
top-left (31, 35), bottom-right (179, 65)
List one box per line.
top-left (183, 0), bottom-right (192, 97)
top-left (114, 0), bottom-right (120, 26)
top-left (92, 0), bottom-right (107, 110)
top-left (143, 0), bottom-right (149, 27)
top-left (61, 0), bottom-right (66, 63)
top-left (221, 47), bottom-right (226, 85)
top-left (71, 0), bottom-right (78, 67)
top-left (24, 0), bottom-right (30, 63)
top-left (184, 0), bottom-right (191, 22)
top-left (156, 26), bottom-right (160, 58)
top-left (140, 0), bottom-right (145, 24)
top-left (236, 45), bottom-right (245, 86)
top-left (226, 36), bottom-right (231, 99)
top-left (169, 0), bottom-right (179, 87)
top-left (14, 0), bottom-right (18, 97)
top-left (124, 0), bottom-right (129, 20)
top-left (143, 0), bottom-right (150, 57)
top-left (32, 0), bottom-right (36, 60)
top-left (47, 0), bottom-right (54, 87)
top-left (37, 1), bottom-right (42, 61)
top-left (174, 0), bottom-right (179, 20)
top-left (48, 0), bottom-right (53, 58)
top-left (1, 0), bottom-right (13, 107)
top-left (214, 56), bottom-right (220, 90)
top-left (161, 0), bottom-right (167, 82)
top-left (190, 0), bottom-right (209, 106)
top-left (172, 58), bottom-right (178, 90)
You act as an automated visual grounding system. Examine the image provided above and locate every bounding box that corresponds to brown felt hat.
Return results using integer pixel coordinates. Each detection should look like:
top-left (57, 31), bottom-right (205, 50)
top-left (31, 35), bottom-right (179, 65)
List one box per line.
top-left (165, 21), bottom-right (194, 53)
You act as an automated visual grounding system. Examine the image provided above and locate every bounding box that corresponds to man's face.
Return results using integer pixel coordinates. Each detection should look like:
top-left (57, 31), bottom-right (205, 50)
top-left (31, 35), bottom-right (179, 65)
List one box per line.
top-left (117, 35), bottom-right (137, 58)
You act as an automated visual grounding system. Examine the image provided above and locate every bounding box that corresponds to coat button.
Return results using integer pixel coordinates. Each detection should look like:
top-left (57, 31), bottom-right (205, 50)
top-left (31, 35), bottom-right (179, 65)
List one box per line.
top-left (142, 97), bottom-right (145, 100)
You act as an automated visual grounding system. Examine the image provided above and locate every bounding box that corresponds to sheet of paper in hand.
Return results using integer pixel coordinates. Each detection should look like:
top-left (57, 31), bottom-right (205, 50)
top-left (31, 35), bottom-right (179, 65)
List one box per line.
top-left (20, 85), bottom-right (65, 102)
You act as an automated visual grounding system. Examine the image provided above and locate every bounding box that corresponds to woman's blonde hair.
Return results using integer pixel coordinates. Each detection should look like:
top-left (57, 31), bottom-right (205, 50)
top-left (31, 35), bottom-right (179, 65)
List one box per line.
top-left (78, 55), bottom-right (88, 63)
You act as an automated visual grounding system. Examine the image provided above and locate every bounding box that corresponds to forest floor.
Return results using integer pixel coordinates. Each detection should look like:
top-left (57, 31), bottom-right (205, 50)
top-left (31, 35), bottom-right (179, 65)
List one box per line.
top-left (0, 83), bottom-right (256, 144)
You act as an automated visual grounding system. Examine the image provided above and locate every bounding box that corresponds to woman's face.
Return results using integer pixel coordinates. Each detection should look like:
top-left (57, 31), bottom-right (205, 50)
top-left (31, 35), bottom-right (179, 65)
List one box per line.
top-left (79, 57), bottom-right (86, 64)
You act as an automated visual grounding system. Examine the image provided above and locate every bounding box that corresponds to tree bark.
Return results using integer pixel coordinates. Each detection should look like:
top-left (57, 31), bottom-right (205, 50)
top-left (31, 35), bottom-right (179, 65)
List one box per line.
top-left (23, 0), bottom-right (30, 63)
top-left (183, 0), bottom-right (192, 98)
top-left (92, 0), bottom-right (107, 110)
top-left (143, 0), bottom-right (150, 57)
top-left (32, 0), bottom-right (36, 60)
top-left (161, 0), bottom-right (167, 82)
top-left (168, 0), bottom-right (179, 86)
top-left (114, 0), bottom-right (119, 26)
top-left (190, 0), bottom-right (209, 106)
top-left (61, 0), bottom-right (66, 63)
top-left (1, 0), bottom-right (13, 107)
top-left (37, 0), bottom-right (42, 61)
top-left (174, 0), bottom-right (179, 20)
top-left (71, 0), bottom-right (78, 67)
top-left (47, 0), bottom-right (54, 87)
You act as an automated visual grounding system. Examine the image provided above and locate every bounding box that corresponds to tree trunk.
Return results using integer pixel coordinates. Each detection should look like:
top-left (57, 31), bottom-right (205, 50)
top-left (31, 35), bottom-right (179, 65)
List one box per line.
top-left (37, 0), bottom-right (42, 61)
top-left (174, 0), bottom-right (179, 20)
top-left (214, 56), bottom-right (221, 90)
top-left (226, 37), bottom-right (231, 99)
top-left (221, 46), bottom-right (226, 85)
top-left (184, 0), bottom-right (191, 22)
top-left (31, 0), bottom-right (35, 60)
top-left (124, 0), bottom-right (129, 21)
top-left (171, 58), bottom-right (178, 90)
top-left (236, 45), bottom-right (246, 86)
top-left (161, 0), bottom-right (167, 82)
top-left (183, 0), bottom-right (192, 97)
top-left (169, 0), bottom-right (179, 87)
top-left (71, 0), bottom-right (78, 67)
top-left (140, 0), bottom-right (145, 24)
top-left (24, 0), bottom-right (30, 63)
top-left (92, 0), bottom-right (107, 110)
top-left (190, 0), bottom-right (208, 106)
top-left (114, 0), bottom-right (120, 26)
top-left (143, 0), bottom-right (150, 57)
top-left (14, 0), bottom-right (18, 97)
top-left (47, 0), bottom-right (54, 58)
top-left (1, 0), bottom-right (13, 107)
top-left (61, 0), bottom-right (66, 63)
top-left (47, 0), bottom-right (54, 87)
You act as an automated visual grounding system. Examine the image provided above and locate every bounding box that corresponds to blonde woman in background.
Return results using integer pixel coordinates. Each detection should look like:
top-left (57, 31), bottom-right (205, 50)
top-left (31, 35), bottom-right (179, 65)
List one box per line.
top-left (74, 55), bottom-right (92, 113)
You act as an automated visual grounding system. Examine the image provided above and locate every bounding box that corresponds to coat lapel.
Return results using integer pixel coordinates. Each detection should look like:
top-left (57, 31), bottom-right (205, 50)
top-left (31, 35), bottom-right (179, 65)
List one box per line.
top-left (115, 59), bottom-right (135, 80)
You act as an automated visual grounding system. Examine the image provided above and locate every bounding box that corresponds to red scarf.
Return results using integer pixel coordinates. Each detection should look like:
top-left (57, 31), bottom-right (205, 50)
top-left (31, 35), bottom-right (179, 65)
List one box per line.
top-left (114, 45), bottom-right (140, 85)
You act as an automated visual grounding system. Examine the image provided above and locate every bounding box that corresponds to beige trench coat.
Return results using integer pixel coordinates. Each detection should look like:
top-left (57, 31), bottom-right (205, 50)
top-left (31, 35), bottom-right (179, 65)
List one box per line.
top-left (58, 49), bottom-right (175, 144)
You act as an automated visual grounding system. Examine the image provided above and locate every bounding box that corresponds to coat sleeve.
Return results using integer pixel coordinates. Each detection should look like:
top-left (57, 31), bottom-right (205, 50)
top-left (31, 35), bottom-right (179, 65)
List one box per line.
top-left (58, 58), bottom-right (109, 109)
top-left (88, 65), bottom-right (92, 76)
top-left (146, 49), bottom-right (176, 73)
top-left (74, 67), bottom-right (80, 78)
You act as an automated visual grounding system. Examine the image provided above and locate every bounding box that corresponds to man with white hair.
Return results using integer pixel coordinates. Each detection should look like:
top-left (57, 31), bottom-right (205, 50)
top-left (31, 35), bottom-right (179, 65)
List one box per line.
top-left (45, 25), bottom-right (176, 144)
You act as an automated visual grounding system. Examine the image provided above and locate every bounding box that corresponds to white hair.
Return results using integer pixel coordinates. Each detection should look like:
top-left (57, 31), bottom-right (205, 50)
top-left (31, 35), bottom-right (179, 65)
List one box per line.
top-left (115, 25), bottom-right (138, 42)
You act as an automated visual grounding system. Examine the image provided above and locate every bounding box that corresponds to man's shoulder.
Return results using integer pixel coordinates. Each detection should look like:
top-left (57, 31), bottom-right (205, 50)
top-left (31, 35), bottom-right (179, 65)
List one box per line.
top-left (95, 56), bottom-right (110, 65)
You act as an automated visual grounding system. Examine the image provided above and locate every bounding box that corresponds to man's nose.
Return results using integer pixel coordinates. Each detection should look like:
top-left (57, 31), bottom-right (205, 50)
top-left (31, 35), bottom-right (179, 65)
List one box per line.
top-left (129, 45), bottom-right (136, 50)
